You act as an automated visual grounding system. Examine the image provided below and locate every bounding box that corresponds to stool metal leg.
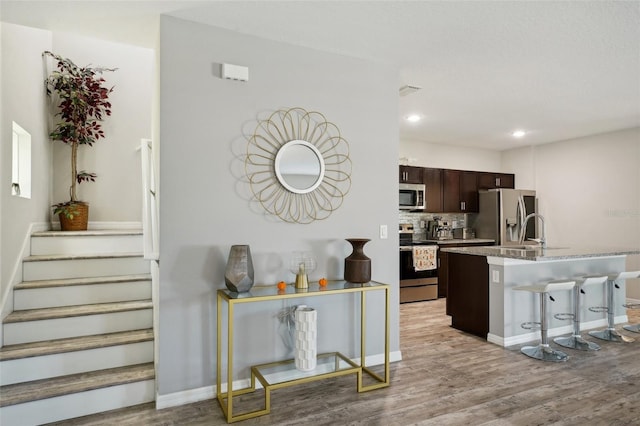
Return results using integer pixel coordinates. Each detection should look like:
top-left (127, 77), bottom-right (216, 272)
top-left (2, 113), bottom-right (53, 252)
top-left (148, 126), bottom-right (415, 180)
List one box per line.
top-left (522, 293), bottom-right (568, 362)
top-left (589, 279), bottom-right (635, 343)
top-left (554, 286), bottom-right (600, 351)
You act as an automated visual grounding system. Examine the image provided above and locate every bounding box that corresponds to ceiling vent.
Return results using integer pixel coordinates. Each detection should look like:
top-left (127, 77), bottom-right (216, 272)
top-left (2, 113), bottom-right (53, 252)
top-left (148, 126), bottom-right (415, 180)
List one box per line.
top-left (399, 85), bottom-right (421, 96)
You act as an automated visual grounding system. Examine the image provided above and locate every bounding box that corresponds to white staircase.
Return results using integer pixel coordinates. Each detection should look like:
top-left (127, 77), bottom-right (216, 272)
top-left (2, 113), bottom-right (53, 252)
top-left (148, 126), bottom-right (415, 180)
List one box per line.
top-left (0, 230), bottom-right (155, 426)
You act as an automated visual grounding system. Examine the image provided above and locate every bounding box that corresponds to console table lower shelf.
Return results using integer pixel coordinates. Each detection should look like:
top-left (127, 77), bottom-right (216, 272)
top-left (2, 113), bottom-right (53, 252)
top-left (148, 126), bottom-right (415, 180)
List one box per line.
top-left (216, 351), bottom-right (388, 422)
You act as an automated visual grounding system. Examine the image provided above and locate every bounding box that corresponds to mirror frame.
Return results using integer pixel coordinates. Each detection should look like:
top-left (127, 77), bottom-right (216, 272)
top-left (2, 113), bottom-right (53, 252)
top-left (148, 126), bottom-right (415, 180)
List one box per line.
top-left (245, 107), bottom-right (352, 224)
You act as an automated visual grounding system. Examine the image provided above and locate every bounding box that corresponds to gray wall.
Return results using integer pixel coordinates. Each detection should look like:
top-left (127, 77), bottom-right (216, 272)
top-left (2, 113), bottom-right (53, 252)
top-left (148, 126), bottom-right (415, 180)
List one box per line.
top-left (159, 16), bottom-right (399, 394)
top-left (1, 23), bottom-right (52, 317)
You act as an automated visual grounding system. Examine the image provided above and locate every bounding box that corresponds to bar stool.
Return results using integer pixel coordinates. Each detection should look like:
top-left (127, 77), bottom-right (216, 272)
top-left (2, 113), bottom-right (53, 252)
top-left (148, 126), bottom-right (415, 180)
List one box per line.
top-left (621, 271), bottom-right (640, 332)
top-left (514, 279), bottom-right (576, 362)
top-left (554, 275), bottom-right (607, 351)
top-left (589, 271), bottom-right (640, 343)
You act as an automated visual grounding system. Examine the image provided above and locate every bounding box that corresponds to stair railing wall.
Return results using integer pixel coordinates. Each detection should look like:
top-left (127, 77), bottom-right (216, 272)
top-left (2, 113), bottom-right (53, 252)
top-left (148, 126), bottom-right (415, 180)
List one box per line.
top-left (141, 139), bottom-right (159, 261)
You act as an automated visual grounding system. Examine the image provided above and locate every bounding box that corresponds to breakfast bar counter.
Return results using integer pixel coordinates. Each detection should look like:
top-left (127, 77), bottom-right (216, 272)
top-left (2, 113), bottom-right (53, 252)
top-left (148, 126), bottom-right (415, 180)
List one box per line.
top-left (441, 245), bottom-right (640, 346)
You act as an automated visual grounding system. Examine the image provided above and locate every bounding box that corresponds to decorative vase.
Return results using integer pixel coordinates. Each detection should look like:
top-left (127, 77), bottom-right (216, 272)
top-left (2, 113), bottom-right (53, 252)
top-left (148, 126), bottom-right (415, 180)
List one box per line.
top-left (294, 306), bottom-right (317, 371)
top-left (344, 238), bottom-right (371, 283)
top-left (224, 245), bottom-right (254, 293)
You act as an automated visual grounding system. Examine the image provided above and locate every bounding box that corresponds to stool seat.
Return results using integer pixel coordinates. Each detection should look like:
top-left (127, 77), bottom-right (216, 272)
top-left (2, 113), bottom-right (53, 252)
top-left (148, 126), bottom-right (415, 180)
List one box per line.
top-left (514, 280), bottom-right (576, 294)
top-left (589, 271), bottom-right (640, 343)
top-left (554, 275), bottom-right (607, 351)
top-left (514, 280), bottom-right (575, 362)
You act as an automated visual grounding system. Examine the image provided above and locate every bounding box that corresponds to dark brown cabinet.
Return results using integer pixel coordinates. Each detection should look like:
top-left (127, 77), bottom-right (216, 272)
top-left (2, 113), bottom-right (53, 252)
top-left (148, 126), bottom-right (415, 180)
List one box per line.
top-left (478, 172), bottom-right (515, 190)
top-left (439, 241), bottom-right (492, 300)
top-left (423, 168), bottom-right (443, 213)
top-left (446, 253), bottom-right (489, 339)
top-left (443, 170), bottom-right (479, 213)
top-left (399, 166), bottom-right (423, 184)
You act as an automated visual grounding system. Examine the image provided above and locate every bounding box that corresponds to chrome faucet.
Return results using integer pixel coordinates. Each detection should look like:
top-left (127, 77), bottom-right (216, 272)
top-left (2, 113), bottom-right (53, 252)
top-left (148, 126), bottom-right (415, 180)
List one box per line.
top-left (519, 213), bottom-right (546, 248)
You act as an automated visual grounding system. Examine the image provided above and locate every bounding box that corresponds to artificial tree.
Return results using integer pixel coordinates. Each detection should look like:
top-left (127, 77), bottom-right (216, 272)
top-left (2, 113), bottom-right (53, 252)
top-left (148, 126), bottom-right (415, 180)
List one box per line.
top-left (43, 51), bottom-right (116, 230)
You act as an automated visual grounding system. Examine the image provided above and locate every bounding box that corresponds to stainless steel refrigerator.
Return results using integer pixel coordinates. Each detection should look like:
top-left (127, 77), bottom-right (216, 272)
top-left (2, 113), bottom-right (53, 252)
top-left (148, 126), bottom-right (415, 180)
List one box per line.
top-left (473, 189), bottom-right (538, 246)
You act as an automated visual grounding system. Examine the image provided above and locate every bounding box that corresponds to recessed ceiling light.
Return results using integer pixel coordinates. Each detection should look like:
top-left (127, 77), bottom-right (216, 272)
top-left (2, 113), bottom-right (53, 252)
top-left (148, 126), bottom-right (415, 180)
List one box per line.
top-left (512, 130), bottom-right (526, 138)
top-left (406, 114), bottom-right (422, 123)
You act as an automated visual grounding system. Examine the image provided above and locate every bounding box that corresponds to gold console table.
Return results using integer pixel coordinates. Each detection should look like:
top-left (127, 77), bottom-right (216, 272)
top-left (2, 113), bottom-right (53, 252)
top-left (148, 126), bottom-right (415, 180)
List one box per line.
top-left (216, 280), bottom-right (390, 423)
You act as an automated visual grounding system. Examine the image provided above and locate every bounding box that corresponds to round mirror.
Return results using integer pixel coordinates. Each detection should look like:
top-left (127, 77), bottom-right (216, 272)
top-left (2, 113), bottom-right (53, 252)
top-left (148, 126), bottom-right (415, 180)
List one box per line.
top-left (275, 140), bottom-right (325, 194)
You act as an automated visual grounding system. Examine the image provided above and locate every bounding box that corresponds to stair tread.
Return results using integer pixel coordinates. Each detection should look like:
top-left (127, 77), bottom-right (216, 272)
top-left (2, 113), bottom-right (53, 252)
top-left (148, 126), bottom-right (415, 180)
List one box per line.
top-left (4, 300), bottom-right (153, 324)
top-left (15, 274), bottom-right (152, 290)
top-left (32, 230), bottom-right (143, 237)
top-left (0, 329), bottom-right (153, 361)
top-left (24, 252), bottom-right (144, 262)
top-left (0, 362), bottom-right (154, 407)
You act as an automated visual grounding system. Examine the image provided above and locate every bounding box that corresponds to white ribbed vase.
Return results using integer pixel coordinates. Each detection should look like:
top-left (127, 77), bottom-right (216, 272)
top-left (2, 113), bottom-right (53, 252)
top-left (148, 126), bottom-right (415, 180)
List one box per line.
top-left (294, 307), bottom-right (317, 371)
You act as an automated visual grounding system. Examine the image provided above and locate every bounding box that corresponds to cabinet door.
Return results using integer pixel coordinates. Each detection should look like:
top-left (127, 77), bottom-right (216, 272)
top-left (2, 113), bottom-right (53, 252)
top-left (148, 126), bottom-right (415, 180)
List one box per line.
top-left (496, 173), bottom-right (515, 189)
top-left (478, 172), bottom-right (515, 189)
top-left (442, 170), bottom-right (461, 212)
top-left (399, 166), bottom-right (423, 184)
top-left (460, 171), bottom-right (478, 212)
top-left (423, 168), bottom-right (443, 213)
top-left (477, 172), bottom-right (497, 190)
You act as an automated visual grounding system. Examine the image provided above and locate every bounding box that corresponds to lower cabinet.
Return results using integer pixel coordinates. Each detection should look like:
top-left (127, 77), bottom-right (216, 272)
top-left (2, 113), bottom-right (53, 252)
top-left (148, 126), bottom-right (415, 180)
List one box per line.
top-left (445, 253), bottom-right (489, 339)
top-left (438, 241), bottom-right (491, 300)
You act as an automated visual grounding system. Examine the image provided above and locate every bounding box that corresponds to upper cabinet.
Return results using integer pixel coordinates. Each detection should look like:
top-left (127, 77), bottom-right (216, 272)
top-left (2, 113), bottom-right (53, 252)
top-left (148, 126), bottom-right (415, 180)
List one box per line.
top-left (477, 172), bottom-right (515, 190)
top-left (399, 165), bottom-right (424, 184)
top-left (399, 166), bottom-right (514, 214)
top-left (423, 168), bottom-right (443, 213)
top-left (443, 170), bottom-right (479, 213)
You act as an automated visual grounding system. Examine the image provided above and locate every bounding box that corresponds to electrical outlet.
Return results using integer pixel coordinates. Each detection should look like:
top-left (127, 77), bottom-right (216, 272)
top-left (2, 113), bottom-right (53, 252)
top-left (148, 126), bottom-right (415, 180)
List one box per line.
top-left (492, 270), bottom-right (500, 283)
top-left (380, 225), bottom-right (388, 239)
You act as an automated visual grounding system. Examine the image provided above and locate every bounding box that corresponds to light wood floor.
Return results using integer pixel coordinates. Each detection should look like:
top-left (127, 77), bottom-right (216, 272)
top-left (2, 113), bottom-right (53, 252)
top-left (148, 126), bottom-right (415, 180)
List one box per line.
top-left (49, 299), bottom-right (640, 425)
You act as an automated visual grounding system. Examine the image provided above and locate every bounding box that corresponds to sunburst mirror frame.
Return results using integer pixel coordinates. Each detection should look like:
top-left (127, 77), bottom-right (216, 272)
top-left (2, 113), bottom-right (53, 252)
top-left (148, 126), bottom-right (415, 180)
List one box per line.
top-left (246, 107), bottom-right (352, 224)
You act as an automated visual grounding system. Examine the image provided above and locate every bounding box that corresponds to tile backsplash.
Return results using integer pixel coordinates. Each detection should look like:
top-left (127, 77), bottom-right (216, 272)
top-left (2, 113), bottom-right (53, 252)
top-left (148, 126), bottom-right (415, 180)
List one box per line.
top-left (398, 211), bottom-right (476, 240)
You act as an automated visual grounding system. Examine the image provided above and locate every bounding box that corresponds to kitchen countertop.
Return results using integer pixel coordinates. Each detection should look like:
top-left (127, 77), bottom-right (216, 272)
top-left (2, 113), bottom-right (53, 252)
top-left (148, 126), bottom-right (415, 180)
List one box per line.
top-left (441, 245), bottom-right (640, 261)
top-left (423, 239), bottom-right (495, 245)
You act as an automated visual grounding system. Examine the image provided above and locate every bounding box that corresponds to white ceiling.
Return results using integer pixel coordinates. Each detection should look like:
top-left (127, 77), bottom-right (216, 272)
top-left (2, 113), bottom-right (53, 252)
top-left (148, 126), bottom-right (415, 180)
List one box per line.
top-left (2, 1), bottom-right (639, 151)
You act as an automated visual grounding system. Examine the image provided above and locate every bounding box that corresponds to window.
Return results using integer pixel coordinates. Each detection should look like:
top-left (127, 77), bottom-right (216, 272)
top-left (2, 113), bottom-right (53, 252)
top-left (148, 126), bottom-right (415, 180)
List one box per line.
top-left (12, 121), bottom-right (31, 199)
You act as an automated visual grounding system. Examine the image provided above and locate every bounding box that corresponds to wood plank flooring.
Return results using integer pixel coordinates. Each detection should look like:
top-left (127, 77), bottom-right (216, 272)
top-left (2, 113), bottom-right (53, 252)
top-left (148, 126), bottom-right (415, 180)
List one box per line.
top-left (47, 299), bottom-right (640, 425)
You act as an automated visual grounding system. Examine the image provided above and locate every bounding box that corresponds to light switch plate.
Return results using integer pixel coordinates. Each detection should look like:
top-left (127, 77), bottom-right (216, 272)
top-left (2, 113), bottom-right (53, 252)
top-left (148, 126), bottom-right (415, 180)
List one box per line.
top-left (380, 225), bottom-right (388, 239)
top-left (492, 270), bottom-right (500, 283)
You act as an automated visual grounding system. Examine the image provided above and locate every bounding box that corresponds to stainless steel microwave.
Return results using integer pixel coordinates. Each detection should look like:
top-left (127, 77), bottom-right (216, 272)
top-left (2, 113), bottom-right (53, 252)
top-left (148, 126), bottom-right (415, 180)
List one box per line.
top-left (399, 183), bottom-right (425, 210)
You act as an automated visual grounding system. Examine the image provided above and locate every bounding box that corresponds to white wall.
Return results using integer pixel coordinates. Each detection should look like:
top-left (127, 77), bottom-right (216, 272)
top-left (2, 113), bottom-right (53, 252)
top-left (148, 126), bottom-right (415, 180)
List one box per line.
top-left (159, 16), bottom-right (399, 395)
top-left (49, 32), bottom-right (154, 224)
top-left (400, 139), bottom-right (501, 172)
top-left (502, 128), bottom-right (640, 296)
top-left (1, 23), bottom-right (53, 319)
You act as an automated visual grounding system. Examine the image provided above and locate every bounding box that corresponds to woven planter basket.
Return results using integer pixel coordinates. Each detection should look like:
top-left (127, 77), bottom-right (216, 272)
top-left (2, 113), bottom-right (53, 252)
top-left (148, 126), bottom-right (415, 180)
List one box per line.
top-left (59, 202), bottom-right (89, 231)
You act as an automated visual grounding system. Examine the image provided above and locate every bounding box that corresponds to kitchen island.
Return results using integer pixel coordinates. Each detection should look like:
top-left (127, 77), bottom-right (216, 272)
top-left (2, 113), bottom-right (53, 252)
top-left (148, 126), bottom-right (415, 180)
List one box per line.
top-left (442, 245), bottom-right (640, 347)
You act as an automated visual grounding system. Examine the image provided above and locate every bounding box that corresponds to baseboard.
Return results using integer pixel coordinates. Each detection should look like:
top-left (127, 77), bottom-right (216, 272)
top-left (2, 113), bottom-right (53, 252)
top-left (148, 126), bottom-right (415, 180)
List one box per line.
top-left (0, 222), bottom-right (50, 347)
top-left (50, 221), bottom-right (143, 231)
top-left (488, 315), bottom-right (628, 347)
top-left (156, 350), bottom-right (402, 410)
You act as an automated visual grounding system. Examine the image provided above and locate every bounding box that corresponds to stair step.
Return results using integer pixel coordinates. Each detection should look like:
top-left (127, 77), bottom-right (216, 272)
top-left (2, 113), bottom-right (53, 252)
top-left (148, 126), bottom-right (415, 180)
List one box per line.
top-left (22, 253), bottom-right (149, 281)
top-left (14, 275), bottom-right (152, 310)
top-left (5, 300), bottom-right (153, 323)
top-left (3, 301), bottom-right (153, 345)
top-left (31, 230), bottom-right (143, 256)
top-left (0, 330), bottom-right (154, 386)
top-left (14, 274), bottom-right (151, 290)
top-left (0, 329), bottom-right (153, 361)
top-left (0, 362), bottom-right (155, 407)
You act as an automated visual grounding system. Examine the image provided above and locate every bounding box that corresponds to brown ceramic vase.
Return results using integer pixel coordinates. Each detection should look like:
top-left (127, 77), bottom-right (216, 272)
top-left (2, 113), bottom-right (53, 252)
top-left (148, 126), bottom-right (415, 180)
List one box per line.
top-left (344, 238), bottom-right (371, 283)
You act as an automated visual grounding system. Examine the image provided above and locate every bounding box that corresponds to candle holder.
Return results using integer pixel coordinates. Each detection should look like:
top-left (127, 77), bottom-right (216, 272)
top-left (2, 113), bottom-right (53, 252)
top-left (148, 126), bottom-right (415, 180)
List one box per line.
top-left (289, 252), bottom-right (317, 289)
